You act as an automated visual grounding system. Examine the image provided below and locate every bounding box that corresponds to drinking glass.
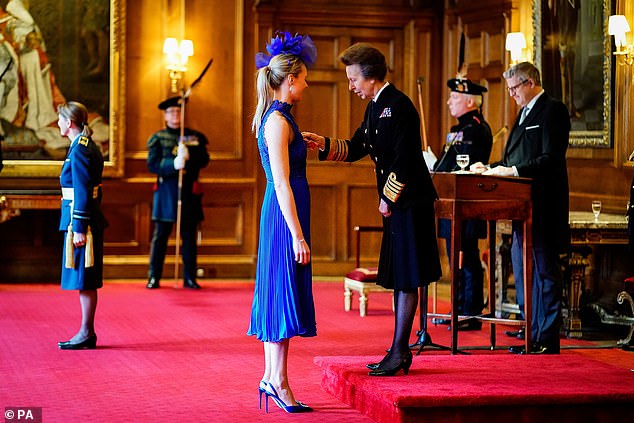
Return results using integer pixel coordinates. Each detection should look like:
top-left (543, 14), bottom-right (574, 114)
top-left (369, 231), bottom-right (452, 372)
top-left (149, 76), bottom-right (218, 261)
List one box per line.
top-left (591, 200), bottom-right (602, 221)
top-left (456, 154), bottom-right (470, 173)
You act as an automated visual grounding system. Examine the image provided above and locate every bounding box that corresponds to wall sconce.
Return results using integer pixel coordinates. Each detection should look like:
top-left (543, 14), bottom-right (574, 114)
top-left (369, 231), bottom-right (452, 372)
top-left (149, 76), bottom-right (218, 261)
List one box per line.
top-left (505, 32), bottom-right (527, 65)
top-left (608, 15), bottom-right (634, 66)
top-left (163, 38), bottom-right (194, 92)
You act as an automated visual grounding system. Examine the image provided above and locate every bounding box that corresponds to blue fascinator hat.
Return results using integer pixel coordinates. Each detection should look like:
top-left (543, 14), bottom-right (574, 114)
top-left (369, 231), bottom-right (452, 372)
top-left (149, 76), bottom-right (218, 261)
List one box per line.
top-left (255, 31), bottom-right (317, 69)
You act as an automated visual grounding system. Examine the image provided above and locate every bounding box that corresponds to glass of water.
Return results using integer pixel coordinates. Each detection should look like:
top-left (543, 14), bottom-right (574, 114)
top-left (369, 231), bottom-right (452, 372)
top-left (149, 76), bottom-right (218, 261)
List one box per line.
top-left (456, 154), bottom-right (470, 173)
top-left (591, 200), bottom-right (602, 221)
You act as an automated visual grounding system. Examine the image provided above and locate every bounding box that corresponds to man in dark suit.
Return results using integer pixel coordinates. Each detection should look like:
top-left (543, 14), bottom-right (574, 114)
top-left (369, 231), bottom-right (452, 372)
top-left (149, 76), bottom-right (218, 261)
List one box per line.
top-left (472, 61), bottom-right (570, 354)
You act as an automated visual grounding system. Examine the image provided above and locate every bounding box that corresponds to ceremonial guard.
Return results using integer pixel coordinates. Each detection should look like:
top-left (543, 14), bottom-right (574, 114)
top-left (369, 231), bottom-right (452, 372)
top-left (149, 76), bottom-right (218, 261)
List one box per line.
top-left (146, 96), bottom-right (210, 289)
top-left (424, 78), bottom-right (492, 329)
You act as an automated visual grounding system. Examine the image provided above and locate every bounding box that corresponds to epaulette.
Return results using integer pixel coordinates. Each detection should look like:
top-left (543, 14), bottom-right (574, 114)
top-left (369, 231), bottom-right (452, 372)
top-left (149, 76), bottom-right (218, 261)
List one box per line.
top-left (78, 136), bottom-right (89, 146)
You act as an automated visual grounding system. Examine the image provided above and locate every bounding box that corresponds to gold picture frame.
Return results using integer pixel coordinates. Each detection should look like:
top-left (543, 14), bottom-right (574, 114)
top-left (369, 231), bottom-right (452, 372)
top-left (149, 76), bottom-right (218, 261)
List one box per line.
top-left (533, 0), bottom-right (613, 148)
top-left (0, 0), bottom-right (125, 177)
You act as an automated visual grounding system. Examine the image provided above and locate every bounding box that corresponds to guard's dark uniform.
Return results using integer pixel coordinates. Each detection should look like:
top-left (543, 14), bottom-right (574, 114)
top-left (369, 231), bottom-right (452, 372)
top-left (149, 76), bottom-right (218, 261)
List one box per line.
top-left (319, 83), bottom-right (441, 290)
top-left (59, 134), bottom-right (106, 290)
top-left (146, 124), bottom-right (209, 284)
top-left (435, 79), bottom-right (492, 317)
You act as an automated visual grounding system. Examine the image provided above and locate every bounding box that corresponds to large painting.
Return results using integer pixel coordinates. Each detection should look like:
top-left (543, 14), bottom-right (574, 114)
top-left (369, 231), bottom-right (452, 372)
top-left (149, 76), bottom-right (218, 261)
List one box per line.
top-left (0, 0), bottom-right (124, 177)
top-left (533, 0), bottom-right (613, 147)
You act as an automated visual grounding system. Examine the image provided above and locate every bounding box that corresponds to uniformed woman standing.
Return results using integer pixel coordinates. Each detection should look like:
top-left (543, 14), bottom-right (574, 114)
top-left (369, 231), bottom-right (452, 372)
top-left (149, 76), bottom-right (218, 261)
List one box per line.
top-left (303, 43), bottom-right (441, 376)
top-left (56, 101), bottom-right (107, 350)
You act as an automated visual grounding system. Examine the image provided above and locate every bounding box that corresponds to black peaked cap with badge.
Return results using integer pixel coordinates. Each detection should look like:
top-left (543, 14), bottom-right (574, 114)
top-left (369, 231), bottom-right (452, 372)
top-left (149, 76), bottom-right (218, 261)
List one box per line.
top-left (447, 78), bottom-right (488, 95)
top-left (158, 96), bottom-right (187, 110)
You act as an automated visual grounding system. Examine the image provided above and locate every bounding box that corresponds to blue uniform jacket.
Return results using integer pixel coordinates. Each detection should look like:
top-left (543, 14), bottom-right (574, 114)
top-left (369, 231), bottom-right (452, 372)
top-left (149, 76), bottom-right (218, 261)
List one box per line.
top-left (59, 134), bottom-right (106, 234)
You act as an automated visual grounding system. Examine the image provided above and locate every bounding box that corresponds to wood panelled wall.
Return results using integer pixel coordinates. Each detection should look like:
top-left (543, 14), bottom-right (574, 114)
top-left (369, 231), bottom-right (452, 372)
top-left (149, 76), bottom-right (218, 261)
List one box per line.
top-left (1, 0), bottom-right (633, 281)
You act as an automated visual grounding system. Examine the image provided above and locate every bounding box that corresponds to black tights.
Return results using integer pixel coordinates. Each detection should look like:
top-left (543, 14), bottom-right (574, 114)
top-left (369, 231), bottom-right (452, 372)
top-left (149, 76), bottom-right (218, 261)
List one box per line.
top-left (379, 288), bottom-right (418, 368)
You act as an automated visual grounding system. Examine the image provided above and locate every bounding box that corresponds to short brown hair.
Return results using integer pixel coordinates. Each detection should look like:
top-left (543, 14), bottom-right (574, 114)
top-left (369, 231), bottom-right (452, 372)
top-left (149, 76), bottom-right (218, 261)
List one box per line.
top-left (339, 43), bottom-right (387, 81)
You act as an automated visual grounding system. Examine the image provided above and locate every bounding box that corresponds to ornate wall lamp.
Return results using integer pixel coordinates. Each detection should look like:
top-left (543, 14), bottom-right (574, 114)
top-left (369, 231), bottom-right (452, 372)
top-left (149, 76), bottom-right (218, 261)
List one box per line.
top-left (609, 15), bottom-right (634, 66)
top-left (505, 32), bottom-right (527, 65)
top-left (163, 37), bottom-right (194, 92)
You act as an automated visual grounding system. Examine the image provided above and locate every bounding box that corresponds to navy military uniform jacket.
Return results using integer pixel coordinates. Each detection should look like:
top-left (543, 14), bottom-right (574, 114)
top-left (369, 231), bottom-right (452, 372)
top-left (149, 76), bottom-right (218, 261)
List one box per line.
top-left (435, 109), bottom-right (492, 240)
top-left (147, 127), bottom-right (210, 222)
top-left (319, 83), bottom-right (437, 208)
top-left (59, 135), bottom-right (106, 234)
top-left (59, 134), bottom-right (106, 290)
top-left (319, 83), bottom-right (441, 287)
top-left (434, 109), bottom-right (492, 173)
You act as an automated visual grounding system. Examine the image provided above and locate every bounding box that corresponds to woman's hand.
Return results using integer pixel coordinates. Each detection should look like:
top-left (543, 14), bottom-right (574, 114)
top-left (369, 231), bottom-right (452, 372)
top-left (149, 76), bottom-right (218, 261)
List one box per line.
top-left (379, 199), bottom-right (391, 218)
top-left (73, 231), bottom-right (87, 247)
top-left (293, 237), bottom-right (311, 265)
top-left (301, 131), bottom-right (324, 150)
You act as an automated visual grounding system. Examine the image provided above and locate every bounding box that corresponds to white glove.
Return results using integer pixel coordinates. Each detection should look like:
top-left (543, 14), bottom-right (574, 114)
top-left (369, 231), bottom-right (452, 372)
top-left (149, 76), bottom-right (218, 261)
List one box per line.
top-left (422, 146), bottom-right (437, 171)
top-left (177, 143), bottom-right (189, 160)
top-left (174, 155), bottom-right (186, 170)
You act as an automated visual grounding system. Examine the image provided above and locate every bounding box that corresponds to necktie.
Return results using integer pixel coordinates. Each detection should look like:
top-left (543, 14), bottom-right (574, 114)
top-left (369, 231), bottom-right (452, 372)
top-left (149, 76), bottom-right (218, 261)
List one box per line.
top-left (519, 107), bottom-right (529, 125)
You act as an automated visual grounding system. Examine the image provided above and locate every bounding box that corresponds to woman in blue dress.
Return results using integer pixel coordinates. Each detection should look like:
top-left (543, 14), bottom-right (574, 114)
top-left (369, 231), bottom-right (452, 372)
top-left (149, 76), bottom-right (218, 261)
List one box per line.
top-left (247, 32), bottom-right (316, 413)
top-left (56, 101), bottom-right (106, 350)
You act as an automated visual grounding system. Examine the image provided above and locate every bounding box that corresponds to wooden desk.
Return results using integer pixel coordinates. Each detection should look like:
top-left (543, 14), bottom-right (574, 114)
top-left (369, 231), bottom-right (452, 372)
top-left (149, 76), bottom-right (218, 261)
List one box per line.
top-left (432, 172), bottom-right (533, 354)
top-left (566, 211), bottom-right (629, 338)
top-left (0, 190), bottom-right (61, 223)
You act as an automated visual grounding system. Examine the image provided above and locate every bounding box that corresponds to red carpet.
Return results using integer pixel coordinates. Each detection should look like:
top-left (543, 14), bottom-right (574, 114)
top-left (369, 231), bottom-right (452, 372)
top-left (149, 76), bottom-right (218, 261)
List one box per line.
top-left (1, 280), bottom-right (633, 422)
top-left (315, 355), bottom-right (634, 423)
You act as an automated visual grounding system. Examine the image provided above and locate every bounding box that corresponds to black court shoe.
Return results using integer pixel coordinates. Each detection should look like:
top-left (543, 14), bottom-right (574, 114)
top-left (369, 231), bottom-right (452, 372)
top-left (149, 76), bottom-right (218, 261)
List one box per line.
top-left (368, 351), bottom-right (413, 376)
top-left (58, 335), bottom-right (97, 350)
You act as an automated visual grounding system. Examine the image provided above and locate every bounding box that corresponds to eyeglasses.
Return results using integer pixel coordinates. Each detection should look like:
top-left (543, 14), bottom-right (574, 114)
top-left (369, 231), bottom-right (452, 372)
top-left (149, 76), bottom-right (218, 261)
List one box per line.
top-left (507, 79), bottom-right (528, 94)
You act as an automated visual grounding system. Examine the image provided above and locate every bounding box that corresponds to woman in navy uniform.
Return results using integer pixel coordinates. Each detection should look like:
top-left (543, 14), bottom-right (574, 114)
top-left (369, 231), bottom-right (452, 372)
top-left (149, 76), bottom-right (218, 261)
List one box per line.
top-left (57, 101), bottom-right (107, 350)
top-left (146, 96), bottom-right (210, 289)
top-left (303, 43), bottom-right (441, 376)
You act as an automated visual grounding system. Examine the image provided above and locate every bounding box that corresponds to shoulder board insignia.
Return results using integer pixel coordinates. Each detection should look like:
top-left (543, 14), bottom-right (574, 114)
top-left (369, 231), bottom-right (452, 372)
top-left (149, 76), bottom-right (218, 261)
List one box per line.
top-left (78, 136), bottom-right (89, 146)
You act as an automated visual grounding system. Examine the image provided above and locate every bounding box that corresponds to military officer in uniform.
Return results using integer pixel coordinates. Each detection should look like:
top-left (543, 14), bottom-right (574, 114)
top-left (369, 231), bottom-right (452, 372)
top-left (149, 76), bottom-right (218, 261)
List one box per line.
top-left (424, 78), bottom-right (492, 330)
top-left (146, 96), bottom-right (210, 289)
top-left (303, 43), bottom-right (441, 376)
top-left (57, 101), bottom-right (107, 349)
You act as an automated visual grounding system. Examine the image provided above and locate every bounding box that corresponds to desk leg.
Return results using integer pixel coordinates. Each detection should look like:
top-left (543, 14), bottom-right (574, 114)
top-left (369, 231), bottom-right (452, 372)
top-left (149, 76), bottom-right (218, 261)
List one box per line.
top-left (523, 217), bottom-right (533, 353)
top-left (488, 221), bottom-right (497, 350)
top-left (451, 213), bottom-right (462, 354)
top-left (566, 252), bottom-right (589, 338)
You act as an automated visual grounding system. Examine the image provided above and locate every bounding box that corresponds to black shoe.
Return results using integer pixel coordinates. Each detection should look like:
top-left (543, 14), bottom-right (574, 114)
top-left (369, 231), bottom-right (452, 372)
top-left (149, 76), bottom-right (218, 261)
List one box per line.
top-left (509, 343), bottom-right (559, 355)
top-left (368, 351), bottom-right (413, 376)
top-left (183, 279), bottom-right (201, 289)
top-left (58, 335), bottom-right (97, 350)
top-left (505, 327), bottom-right (525, 339)
top-left (146, 277), bottom-right (160, 289)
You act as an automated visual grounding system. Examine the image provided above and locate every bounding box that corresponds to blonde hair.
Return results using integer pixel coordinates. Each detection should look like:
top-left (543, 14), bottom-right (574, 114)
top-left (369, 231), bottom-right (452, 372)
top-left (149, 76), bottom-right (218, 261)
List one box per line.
top-left (251, 54), bottom-right (305, 134)
top-left (57, 101), bottom-right (93, 137)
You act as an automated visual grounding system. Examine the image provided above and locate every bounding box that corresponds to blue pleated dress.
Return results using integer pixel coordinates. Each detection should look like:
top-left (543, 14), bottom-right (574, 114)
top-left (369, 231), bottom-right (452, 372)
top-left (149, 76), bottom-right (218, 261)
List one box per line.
top-left (247, 100), bottom-right (316, 343)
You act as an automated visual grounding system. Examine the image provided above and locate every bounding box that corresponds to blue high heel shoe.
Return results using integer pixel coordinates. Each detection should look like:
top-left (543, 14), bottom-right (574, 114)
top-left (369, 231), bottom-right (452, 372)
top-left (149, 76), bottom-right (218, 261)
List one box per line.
top-left (258, 380), bottom-right (267, 410)
top-left (263, 383), bottom-right (312, 413)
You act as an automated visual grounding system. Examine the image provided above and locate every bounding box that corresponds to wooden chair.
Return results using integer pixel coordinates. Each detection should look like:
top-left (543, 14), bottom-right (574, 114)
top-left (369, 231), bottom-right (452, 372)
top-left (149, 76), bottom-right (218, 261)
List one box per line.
top-left (343, 226), bottom-right (392, 317)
